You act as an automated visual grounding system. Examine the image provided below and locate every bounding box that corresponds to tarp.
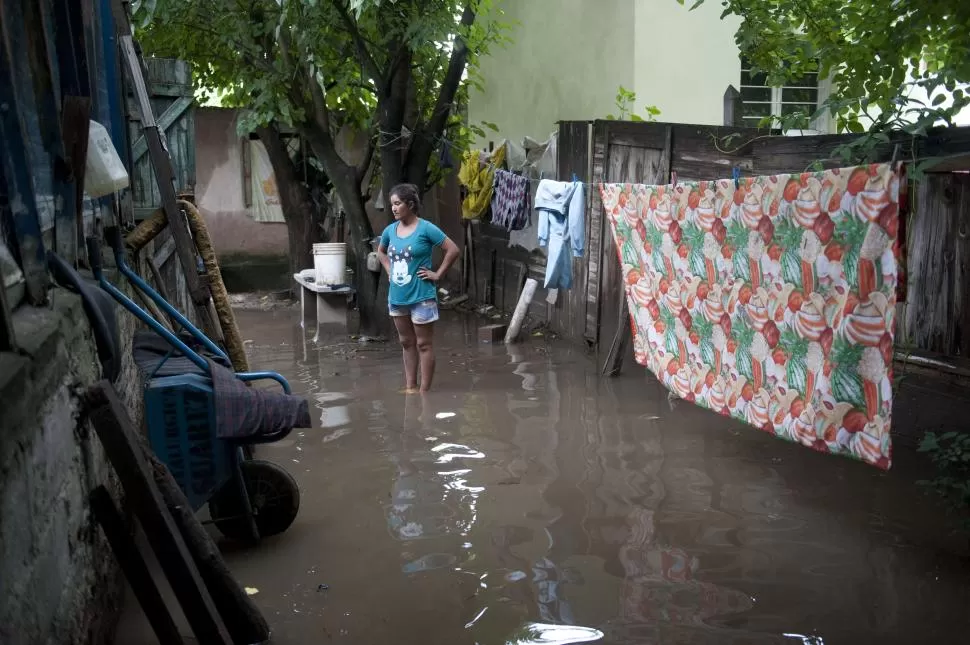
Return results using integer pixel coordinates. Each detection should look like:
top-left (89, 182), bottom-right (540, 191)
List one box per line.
top-left (249, 139), bottom-right (286, 223)
top-left (600, 162), bottom-right (902, 469)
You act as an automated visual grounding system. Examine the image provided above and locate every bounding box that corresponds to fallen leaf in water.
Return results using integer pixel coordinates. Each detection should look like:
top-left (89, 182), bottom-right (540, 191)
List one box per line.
top-left (245, 587), bottom-right (259, 596)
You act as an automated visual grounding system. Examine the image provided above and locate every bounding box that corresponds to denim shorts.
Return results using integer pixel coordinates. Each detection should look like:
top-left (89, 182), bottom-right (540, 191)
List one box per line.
top-left (389, 299), bottom-right (439, 324)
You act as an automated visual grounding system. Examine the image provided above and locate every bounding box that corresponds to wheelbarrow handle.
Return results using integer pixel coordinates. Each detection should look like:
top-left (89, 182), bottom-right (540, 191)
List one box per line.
top-left (236, 371), bottom-right (292, 395)
top-left (104, 225), bottom-right (231, 364)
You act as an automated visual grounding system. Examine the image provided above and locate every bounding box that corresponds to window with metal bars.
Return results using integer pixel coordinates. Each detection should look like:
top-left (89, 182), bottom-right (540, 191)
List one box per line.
top-left (739, 57), bottom-right (820, 130)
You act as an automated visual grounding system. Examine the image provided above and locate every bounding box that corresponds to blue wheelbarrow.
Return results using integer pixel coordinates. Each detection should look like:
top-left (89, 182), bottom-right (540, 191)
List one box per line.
top-left (86, 229), bottom-right (310, 544)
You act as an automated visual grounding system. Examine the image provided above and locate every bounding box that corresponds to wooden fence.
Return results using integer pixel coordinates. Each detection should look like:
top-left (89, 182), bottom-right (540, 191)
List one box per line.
top-left (470, 119), bottom-right (970, 365)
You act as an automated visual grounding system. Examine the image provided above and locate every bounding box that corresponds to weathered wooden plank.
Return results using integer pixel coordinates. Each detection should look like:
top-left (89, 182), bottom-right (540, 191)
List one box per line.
top-left (61, 96), bottom-right (91, 263)
top-left (0, 2), bottom-right (50, 303)
top-left (153, 235), bottom-right (176, 266)
top-left (89, 486), bottom-right (185, 645)
top-left (724, 85), bottom-right (743, 127)
top-left (0, 257), bottom-right (17, 351)
top-left (905, 175), bottom-right (961, 354)
top-left (143, 58), bottom-right (192, 94)
top-left (596, 144), bottom-right (663, 358)
top-left (83, 382), bottom-right (233, 645)
top-left (131, 96), bottom-right (193, 160)
top-left (579, 121), bottom-right (608, 343)
top-left (126, 57), bottom-right (194, 217)
top-left (950, 175), bottom-right (970, 356)
top-left (556, 121), bottom-right (591, 341)
top-left (148, 454), bottom-right (271, 645)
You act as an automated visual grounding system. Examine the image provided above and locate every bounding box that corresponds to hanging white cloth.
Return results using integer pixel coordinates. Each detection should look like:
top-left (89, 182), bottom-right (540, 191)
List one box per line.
top-left (249, 139), bottom-right (286, 223)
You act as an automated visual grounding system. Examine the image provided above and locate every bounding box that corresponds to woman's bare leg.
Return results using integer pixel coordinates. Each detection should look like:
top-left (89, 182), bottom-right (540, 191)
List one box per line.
top-left (414, 321), bottom-right (436, 392)
top-left (393, 316), bottom-right (419, 391)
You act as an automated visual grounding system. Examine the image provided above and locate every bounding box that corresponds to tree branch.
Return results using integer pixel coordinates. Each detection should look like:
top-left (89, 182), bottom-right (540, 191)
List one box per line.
top-left (334, 1), bottom-right (387, 94)
top-left (357, 133), bottom-right (377, 185)
top-left (405, 3), bottom-right (476, 188)
top-left (305, 66), bottom-right (332, 135)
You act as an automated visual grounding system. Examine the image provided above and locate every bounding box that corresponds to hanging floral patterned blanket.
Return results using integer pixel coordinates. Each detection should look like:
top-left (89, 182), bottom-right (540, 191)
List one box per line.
top-left (599, 163), bottom-right (901, 469)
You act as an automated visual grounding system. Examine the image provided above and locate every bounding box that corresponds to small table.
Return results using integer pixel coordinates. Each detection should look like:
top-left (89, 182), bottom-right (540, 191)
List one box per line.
top-left (294, 272), bottom-right (356, 341)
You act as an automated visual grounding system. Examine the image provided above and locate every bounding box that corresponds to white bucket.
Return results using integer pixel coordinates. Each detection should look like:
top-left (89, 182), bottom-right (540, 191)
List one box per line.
top-left (312, 243), bottom-right (347, 285)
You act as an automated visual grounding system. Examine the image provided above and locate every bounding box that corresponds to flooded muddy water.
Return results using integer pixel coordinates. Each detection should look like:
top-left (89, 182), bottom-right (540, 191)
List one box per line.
top-left (133, 308), bottom-right (970, 644)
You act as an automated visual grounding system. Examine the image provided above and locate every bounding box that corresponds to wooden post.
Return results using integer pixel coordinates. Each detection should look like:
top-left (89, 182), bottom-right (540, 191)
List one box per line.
top-left (148, 455), bottom-right (271, 645)
top-left (602, 296), bottom-right (631, 377)
top-left (723, 85), bottom-right (744, 127)
top-left (89, 486), bottom-right (185, 645)
top-left (0, 254), bottom-right (17, 352)
top-left (905, 174), bottom-right (970, 355)
top-left (114, 0), bottom-right (219, 337)
top-left (61, 96), bottom-right (91, 265)
top-left (83, 382), bottom-right (233, 645)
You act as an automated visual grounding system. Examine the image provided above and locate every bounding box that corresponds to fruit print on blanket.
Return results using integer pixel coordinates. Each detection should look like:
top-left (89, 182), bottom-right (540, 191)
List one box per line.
top-left (599, 163), bottom-right (900, 470)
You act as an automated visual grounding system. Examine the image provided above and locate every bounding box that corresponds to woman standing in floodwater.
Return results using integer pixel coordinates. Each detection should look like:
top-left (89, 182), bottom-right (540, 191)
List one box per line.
top-left (378, 183), bottom-right (461, 393)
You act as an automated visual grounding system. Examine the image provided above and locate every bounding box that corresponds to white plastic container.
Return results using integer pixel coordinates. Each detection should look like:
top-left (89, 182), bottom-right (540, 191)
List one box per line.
top-left (312, 243), bottom-right (347, 285)
top-left (84, 120), bottom-right (130, 198)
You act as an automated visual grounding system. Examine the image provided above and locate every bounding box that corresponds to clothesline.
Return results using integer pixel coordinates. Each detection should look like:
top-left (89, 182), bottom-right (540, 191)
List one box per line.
top-left (463, 156), bottom-right (921, 188)
top-left (430, 132), bottom-right (939, 188)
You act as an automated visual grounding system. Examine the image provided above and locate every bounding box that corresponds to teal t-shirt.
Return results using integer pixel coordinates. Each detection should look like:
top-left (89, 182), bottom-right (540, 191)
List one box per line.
top-left (380, 219), bottom-right (447, 306)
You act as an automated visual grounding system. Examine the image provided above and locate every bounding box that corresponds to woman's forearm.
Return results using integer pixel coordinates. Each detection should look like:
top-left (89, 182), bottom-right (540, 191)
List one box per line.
top-left (437, 248), bottom-right (459, 277)
top-left (435, 238), bottom-right (460, 279)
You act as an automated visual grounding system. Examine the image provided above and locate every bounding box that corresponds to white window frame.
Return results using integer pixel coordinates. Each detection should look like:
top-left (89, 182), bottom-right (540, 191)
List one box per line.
top-left (739, 58), bottom-right (821, 133)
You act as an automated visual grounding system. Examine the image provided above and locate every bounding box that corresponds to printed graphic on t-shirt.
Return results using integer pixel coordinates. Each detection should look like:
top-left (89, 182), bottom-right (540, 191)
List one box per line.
top-left (388, 245), bottom-right (413, 287)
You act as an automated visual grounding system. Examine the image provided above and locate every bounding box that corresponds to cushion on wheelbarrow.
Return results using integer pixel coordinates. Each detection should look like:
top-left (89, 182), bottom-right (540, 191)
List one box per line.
top-left (133, 330), bottom-right (312, 439)
top-left (133, 329), bottom-right (232, 378)
top-left (207, 355), bottom-right (311, 439)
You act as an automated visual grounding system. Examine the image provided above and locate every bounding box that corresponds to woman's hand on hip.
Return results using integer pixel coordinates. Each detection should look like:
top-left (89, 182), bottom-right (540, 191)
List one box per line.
top-left (417, 267), bottom-right (440, 282)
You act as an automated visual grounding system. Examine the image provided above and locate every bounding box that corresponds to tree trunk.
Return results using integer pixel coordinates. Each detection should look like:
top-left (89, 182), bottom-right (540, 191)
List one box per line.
top-left (255, 124), bottom-right (326, 285)
top-left (378, 47), bottom-right (413, 211)
top-left (303, 134), bottom-right (388, 337)
top-left (405, 4), bottom-right (477, 194)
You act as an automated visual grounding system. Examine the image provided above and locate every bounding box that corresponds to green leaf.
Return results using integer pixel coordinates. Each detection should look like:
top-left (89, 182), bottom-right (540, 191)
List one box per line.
top-left (719, 0), bottom-right (969, 144)
top-left (787, 356), bottom-right (808, 392)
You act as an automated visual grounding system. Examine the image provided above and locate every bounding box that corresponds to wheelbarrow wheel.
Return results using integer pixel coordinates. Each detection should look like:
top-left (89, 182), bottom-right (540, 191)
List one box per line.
top-left (209, 459), bottom-right (300, 541)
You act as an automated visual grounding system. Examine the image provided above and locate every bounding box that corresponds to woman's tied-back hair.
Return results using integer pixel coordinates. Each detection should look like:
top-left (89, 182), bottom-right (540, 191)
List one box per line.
top-left (390, 183), bottom-right (421, 214)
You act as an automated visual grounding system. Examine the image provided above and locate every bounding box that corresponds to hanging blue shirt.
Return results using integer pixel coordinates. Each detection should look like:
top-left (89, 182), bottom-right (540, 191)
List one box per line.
top-left (380, 219), bottom-right (447, 306)
top-left (536, 180), bottom-right (585, 290)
